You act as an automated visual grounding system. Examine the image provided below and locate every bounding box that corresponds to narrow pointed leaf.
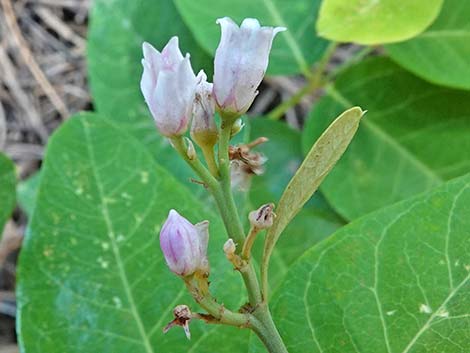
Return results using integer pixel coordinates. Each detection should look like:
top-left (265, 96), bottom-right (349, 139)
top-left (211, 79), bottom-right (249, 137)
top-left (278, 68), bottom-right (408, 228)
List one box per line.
top-left (247, 119), bottom-right (345, 289)
top-left (262, 107), bottom-right (363, 293)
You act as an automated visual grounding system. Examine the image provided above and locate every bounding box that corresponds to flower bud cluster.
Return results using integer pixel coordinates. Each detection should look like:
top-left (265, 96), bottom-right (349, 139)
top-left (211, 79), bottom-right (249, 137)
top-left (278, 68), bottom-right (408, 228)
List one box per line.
top-left (140, 18), bottom-right (285, 137)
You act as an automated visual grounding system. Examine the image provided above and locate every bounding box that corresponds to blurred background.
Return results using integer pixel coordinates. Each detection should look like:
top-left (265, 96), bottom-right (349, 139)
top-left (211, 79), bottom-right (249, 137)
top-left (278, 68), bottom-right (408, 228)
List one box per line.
top-left (1, 1), bottom-right (89, 351)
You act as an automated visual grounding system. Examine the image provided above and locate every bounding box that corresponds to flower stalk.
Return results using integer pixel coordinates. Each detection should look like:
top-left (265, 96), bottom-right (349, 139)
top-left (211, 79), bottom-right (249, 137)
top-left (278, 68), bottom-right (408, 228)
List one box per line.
top-left (142, 17), bottom-right (290, 353)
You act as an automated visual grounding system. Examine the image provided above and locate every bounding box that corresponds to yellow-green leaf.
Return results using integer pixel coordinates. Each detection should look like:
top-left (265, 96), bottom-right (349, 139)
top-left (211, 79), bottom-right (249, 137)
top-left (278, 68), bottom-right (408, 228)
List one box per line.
top-left (261, 107), bottom-right (364, 294)
top-left (317, 0), bottom-right (443, 44)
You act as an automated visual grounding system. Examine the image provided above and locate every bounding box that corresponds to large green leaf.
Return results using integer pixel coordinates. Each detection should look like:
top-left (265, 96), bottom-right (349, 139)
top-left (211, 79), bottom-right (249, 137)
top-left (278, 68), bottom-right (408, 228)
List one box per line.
top-left (271, 173), bottom-right (470, 353)
top-left (303, 57), bottom-right (470, 220)
top-left (173, 0), bottom-right (329, 75)
top-left (0, 152), bottom-right (16, 236)
top-left (87, 0), bottom-right (213, 191)
top-left (387, 0), bottom-right (470, 90)
top-left (17, 114), bottom-right (253, 352)
top-left (317, 0), bottom-right (443, 44)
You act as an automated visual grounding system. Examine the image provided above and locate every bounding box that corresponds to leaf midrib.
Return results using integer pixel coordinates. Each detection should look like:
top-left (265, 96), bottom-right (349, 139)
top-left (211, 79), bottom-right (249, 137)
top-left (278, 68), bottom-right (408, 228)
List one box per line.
top-left (402, 272), bottom-right (470, 353)
top-left (83, 120), bottom-right (155, 353)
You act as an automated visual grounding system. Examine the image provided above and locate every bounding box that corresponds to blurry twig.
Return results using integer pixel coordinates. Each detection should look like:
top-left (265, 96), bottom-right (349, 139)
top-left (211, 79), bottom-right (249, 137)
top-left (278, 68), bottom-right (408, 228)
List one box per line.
top-left (0, 344), bottom-right (19, 353)
top-left (0, 101), bottom-right (6, 149)
top-left (0, 221), bottom-right (23, 268)
top-left (1, 0), bottom-right (70, 120)
top-left (0, 46), bottom-right (47, 141)
top-left (35, 6), bottom-right (86, 50)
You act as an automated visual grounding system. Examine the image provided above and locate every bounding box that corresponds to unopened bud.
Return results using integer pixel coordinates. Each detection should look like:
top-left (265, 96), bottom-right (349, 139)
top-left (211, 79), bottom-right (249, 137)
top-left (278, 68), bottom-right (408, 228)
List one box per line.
top-left (213, 17), bottom-right (285, 115)
top-left (163, 304), bottom-right (192, 339)
top-left (140, 38), bottom-right (197, 137)
top-left (249, 203), bottom-right (275, 230)
top-left (191, 72), bottom-right (218, 148)
top-left (184, 137), bottom-right (197, 160)
top-left (230, 119), bottom-right (244, 137)
top-left (160, 210), bottom-right (209, 277)
top-left (223, 238), bottom-right (236, 257)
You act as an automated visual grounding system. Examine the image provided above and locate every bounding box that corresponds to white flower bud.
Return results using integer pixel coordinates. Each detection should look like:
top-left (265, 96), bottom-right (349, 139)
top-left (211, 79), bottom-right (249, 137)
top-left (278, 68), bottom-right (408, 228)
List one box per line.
top-left (223, 238), bottom-right (236, 257)
top-left (191, 71), bottom-right (218, 148)
top-left (140, 37), bottom-right (197, 137)
top-left (213, 17), bottom-right (285, 115)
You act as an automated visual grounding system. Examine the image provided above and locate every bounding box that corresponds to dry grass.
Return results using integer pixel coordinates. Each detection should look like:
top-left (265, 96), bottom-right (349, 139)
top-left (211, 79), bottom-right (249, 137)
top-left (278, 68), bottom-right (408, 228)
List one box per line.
top-left (0, 0), bottom-right (90, 348)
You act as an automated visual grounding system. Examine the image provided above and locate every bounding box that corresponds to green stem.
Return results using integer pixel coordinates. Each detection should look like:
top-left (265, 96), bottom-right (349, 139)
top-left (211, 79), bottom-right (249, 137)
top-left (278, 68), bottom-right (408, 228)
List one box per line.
top-left (172, 133), bottom-right (262, 306)
top-left (267, 42), bottom-right (338, 121)
top-left (170, 137), bottom-right (219, 191)
top-left (217, 120), bottom-right (263, 306)
top-left (201, 144), bottom-right (220, 178)
top-left (251, 304), bottom-right (288, 353)
top-left (185, 279), bottom-right (250, 328)
top-left (217, 124), bottom-right (244, 244)
top-left (172, 133), bottom-right (287, 352)
top-left (241, 226), bottom-right (259, 260)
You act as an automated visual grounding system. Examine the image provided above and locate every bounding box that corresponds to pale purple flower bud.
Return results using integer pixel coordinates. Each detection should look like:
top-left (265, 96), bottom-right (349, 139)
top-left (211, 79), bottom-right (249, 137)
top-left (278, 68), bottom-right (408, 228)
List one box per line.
top-left (191, 71), bottom-right (218, 147)
top-left (140, 37), bottom-right (197, 137)
top-left (160, 210), bottom-right (209, 276)
top-left (213, 17), bottom-right (286, 115)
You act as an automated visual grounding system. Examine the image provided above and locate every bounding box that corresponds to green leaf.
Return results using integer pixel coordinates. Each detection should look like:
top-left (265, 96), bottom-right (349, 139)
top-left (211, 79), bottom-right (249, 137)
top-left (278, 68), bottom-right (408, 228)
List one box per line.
top-left (303, 57), bottom-right (470, 220)
top-left (17, 113), bottom-right (252, 352)
top-left (0, 153), bottom-right (16, 236)
top-left (387, 0), bottom-right (470, 90)
top-left (317, 0), bottom-right (443, 44)
top-left (87, 0), bottom-right (213, 192)
top-left (271, 173), bottom-right (470, 353)
top-left (246, 119), bottom-right (345, 288)
top-left (17, 172), bottom-right (41, 217)
top-left (262, 107), bottom-right (363, 293)
top-left (173, 0), bottom-right (329, 75)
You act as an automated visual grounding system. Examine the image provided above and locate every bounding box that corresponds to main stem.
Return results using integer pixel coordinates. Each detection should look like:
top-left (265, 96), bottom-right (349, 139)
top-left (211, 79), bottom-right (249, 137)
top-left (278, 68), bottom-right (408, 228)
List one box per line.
top-left (217, 118), bottom-right (287, 353)
top-left (251, 304), bottom-right (288, 353)
top-left (217, 119), bottom-right (262, 306)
